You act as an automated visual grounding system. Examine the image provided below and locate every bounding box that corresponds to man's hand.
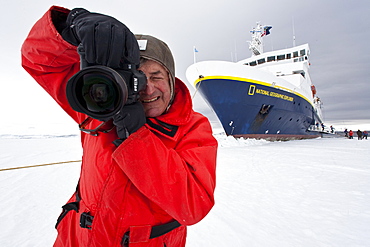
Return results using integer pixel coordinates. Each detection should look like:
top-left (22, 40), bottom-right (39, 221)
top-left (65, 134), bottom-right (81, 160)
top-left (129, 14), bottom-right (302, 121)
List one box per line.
top-left (112, 102), bottom-right (146, 146)
top-left (61, 8), bottom-right (140, 68)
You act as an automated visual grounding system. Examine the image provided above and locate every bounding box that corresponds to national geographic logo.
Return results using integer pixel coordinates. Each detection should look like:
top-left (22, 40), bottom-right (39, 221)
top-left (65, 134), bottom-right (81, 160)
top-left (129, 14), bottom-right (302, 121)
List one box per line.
top-left (248, 85), bottom-right (294, 102)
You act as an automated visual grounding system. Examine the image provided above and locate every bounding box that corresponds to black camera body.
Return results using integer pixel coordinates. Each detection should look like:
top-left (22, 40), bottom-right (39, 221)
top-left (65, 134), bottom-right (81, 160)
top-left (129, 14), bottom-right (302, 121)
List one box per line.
top-left (66, 46), bottom-right (147, 121)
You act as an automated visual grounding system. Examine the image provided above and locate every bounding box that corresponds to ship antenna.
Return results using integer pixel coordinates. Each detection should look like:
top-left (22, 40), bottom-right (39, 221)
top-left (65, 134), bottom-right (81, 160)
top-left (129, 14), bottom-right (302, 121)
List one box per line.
top-left (193, 46), bottom-right (198, 64)
top-left (234, 40), bottom-right (238, 62)
top-left (248, 23), bottom-right (272, 56)
top-left (249, 23), bottom-right (263, 56)
top-left (292, 16), bottom-right (296, 47)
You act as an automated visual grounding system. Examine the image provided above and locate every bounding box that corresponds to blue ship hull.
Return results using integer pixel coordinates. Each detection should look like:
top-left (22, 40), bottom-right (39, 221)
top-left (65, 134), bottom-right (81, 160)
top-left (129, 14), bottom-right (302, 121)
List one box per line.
top-left (197, 77), bottom-right (321, 140)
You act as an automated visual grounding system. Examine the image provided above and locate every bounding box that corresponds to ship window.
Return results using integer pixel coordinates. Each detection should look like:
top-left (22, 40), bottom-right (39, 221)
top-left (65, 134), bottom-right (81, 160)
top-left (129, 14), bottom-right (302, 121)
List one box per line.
top-left (249, 61), bottom-right (257, 66)
top-left (277, 55), bottom-right (285, 61)
top-left (286, 53), bottom-right (291, 59)
top-left (267, 56), bottom-right (275, 62)
top-left (257, 58), bottom-right (266, 64)
top-left (300, 49), bottom-right (306, 56)
top-left (293, 51), bottom-right (299, 58)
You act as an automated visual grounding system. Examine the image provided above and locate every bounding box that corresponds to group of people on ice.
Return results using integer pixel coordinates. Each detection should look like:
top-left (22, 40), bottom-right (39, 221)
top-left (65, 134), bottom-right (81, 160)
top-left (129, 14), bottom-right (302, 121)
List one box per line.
top-left (344, 129), bottom-right (368, 140)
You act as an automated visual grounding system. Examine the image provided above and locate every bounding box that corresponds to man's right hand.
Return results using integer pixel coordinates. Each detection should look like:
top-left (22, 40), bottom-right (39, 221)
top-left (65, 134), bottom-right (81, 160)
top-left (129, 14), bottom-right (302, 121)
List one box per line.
top-left (60, 8), bottom-right (140, 69)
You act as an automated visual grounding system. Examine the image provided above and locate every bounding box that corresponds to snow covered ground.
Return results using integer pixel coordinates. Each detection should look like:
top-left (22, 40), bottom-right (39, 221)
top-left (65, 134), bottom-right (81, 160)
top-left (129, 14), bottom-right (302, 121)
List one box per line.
top-left (1, 123), bottom-right (369, 247)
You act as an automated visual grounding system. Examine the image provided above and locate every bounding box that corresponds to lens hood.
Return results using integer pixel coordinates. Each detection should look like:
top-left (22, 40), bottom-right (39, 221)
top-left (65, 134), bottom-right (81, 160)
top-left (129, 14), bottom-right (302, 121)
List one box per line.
top-left (66, 65), bottom-right (128, 121)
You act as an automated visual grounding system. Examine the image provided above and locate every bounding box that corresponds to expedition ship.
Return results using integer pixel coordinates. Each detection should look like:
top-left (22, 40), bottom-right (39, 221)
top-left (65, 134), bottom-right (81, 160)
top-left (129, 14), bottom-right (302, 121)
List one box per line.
top-left (186, 23), bottom-right (323, 140)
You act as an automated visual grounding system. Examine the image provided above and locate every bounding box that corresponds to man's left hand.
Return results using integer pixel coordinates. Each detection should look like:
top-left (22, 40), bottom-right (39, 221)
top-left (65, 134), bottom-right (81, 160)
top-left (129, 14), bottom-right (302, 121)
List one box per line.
top-left (113, 102), bottom-right (146, 146)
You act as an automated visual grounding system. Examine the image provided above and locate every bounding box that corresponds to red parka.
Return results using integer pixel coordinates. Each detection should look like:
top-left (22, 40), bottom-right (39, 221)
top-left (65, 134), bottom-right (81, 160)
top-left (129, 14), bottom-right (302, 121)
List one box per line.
top-left (21, 6), bottom-right (217, 247)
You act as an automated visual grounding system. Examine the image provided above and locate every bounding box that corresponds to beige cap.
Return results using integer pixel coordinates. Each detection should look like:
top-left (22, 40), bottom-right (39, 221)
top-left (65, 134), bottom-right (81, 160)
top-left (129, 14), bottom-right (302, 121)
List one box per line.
top-left (135, 34), bottom-right (175, 102)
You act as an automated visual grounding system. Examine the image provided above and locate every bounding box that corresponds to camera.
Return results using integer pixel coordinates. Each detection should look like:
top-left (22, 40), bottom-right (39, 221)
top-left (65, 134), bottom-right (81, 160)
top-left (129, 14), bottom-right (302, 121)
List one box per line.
top-left (66, 45), bottom-right (147, 121)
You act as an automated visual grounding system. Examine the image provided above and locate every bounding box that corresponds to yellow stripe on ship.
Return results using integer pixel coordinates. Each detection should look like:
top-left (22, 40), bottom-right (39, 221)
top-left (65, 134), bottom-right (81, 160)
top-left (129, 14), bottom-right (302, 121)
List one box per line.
top-left (194, 75), bottom-right (313, 106)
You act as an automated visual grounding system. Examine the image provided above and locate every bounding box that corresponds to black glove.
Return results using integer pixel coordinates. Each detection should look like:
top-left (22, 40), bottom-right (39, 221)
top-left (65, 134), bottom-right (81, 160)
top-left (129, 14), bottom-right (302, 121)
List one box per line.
top-left (113, 102), bottom-right (146, 146)
top-left (57, 8), bottom-right (140, 68)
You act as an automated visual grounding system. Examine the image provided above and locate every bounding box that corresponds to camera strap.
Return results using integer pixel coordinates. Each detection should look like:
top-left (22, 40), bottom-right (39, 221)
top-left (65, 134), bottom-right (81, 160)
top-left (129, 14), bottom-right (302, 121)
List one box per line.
top-left (79, 117), bottom-right (115, 136)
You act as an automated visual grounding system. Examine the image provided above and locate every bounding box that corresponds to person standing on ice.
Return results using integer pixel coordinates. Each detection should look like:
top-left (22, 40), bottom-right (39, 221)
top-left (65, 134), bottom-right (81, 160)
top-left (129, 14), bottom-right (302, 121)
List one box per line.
top-left (349, 130), bottom-right (354, 139)
top-left (363, 130), bottom-right (368, 139)
top-left (357, 130), bottom-right (362, 140)
top-left (21, 6), bottom-right (217, 247)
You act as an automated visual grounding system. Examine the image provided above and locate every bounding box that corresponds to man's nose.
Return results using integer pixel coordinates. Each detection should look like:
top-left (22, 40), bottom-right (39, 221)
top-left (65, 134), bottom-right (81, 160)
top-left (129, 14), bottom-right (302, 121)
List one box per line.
top-left (142, 79), bottom-right (155, 94)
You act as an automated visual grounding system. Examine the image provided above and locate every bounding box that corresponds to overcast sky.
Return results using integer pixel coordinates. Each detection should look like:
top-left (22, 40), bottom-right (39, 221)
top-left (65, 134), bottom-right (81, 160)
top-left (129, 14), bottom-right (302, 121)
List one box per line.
top-left (1, 0), bottom-right (369, 130)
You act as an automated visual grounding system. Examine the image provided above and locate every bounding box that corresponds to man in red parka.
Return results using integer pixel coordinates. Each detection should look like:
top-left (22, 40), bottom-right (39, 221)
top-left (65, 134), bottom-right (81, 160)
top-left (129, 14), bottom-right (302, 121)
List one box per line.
top-left (21, 6), bottom-right (217, 247)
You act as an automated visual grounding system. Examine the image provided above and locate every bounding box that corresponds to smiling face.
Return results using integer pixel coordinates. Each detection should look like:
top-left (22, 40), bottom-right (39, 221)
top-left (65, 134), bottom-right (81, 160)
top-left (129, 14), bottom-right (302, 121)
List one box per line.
top-left (138, 60), bottom-right (172, 117)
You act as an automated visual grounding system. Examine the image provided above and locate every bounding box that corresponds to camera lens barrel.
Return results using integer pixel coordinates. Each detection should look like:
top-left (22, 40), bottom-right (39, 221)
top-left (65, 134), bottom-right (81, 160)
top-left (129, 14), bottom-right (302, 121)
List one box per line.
top-left (66, 65), bottom-right (128, 121)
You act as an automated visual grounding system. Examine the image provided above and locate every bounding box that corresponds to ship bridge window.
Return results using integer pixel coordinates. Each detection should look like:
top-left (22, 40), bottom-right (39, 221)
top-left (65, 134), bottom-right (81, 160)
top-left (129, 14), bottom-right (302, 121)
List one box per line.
top-left (277, 55), bottom-right (285, 61)
top-left (293, 51), bottom-right (299, 58)
top-left (267, 56), bottom-right (276, 62)
top-left (257, 58), bottom-right (266, 64)
top-left (286, 53), bottom-right (291, 59)
top-left (300, 49), bottom-right (306, 56)
top-left (249, 61), bottom-right (257, 66)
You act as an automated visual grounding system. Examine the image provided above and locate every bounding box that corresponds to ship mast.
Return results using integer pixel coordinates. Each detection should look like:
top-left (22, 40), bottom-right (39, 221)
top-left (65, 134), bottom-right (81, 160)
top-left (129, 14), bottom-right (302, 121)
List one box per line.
top-left (248, 23), bottom-right (272, 56)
